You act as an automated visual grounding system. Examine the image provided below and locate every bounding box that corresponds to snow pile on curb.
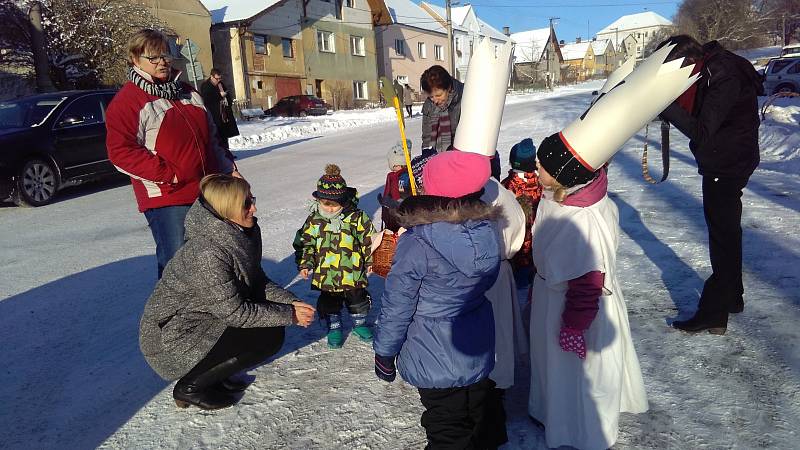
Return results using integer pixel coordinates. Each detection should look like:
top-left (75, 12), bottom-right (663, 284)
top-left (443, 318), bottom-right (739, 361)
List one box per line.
top-left (230, 108), bottom-right (397, 150)
top-left (759, 97), bottom-right (800, 172)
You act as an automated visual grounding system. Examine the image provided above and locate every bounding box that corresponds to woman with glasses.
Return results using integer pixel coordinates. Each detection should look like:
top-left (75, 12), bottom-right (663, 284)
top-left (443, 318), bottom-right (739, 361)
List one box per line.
top-left (140, 174), bottom-right (316, 410)
top-left (106, 29), bottom-right (240, 279)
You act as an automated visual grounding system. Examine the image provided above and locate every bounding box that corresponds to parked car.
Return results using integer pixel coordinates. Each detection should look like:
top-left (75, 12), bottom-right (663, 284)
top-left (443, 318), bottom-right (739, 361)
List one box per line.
top-left (0, 89), bottom-right (120, 206)
top-left (265, 95), bottom-right (329, 117)
top-left (763, 56), bottom-right (800, 95)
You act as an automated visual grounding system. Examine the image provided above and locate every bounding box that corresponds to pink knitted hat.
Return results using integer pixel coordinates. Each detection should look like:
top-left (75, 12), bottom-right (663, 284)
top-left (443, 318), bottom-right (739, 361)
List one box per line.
top-left (422, 150), bottom-right (491, 198)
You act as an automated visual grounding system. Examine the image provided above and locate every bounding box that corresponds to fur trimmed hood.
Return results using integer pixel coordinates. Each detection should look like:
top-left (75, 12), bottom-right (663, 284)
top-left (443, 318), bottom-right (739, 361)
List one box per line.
top-left (391, 193), bottom-right (502, 228)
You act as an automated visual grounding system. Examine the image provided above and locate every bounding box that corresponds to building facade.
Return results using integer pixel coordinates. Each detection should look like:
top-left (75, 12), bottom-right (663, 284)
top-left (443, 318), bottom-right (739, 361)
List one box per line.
top-left (595, 11), bottom-right (673, 60)
top-left (511, 26), bottom-right (563, 88)
top-left (300, 0), bottom-right (381, 109)
top-left (560, 40), bottom-right (594, 82)
top-left (375, 0), bottom-right (450, 102)
top-left (590, 39), bottom-right (618, 76)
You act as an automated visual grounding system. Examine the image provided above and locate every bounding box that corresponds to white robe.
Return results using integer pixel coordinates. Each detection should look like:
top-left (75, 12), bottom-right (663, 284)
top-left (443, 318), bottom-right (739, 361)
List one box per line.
top-left (528, 192), bottom-right (648, 450)
top-left (481, 178), bottom-right (528, 389)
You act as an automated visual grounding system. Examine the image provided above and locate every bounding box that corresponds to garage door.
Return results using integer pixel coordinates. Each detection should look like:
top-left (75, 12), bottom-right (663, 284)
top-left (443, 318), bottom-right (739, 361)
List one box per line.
top-left (276, 77), bottom-right (302, 100)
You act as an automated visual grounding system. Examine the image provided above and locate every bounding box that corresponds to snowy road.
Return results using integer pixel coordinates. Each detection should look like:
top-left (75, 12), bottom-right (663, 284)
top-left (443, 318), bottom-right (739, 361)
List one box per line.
top-left (1, 82), bottom-right (799, 449)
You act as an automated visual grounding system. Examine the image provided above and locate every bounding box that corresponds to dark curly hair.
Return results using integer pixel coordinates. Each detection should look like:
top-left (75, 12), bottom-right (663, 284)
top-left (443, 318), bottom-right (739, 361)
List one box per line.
top-left (656, 34), bottom-right (705, 64)
top-left (420, 65), bottom-right (453, 93)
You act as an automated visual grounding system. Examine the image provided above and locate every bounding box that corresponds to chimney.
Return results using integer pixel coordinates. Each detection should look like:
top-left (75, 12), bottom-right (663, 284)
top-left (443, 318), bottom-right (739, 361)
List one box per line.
top-left (576, 37), bottom-right (581, 43)
top-left (503, 26), bottom-right (510, 36)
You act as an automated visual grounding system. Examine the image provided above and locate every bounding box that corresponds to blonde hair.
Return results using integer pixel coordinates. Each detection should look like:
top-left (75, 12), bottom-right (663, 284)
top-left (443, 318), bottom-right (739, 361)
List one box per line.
top-left (127, 29), bottom-right (169, 65)
top-left (199, 174), bottom-right (251, 221)
top-left (549, 180), bottom-right (569, 203)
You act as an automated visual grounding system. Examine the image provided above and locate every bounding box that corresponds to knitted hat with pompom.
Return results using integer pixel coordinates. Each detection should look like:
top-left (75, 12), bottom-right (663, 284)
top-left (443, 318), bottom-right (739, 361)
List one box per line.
top-left (313, 164), bottom-right (349, 202)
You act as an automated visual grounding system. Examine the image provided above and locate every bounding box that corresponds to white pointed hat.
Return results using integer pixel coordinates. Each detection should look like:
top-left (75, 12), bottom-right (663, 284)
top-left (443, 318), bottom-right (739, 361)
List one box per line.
top-left (537, 43), bottom-right (700, 187)
top-left (453, 38), bottom-right (513, 157)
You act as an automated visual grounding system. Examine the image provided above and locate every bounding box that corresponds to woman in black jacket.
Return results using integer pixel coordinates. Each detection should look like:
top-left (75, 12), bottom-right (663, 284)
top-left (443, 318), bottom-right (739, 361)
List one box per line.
top-left (659, 35), bottom-right (764, 335)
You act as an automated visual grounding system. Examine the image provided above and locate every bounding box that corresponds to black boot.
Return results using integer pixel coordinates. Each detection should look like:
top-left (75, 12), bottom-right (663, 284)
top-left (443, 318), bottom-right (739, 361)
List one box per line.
top-left (728, 297), bottom-right (744, 314)
top-left (174, 358), bottom-right (242, 410)
top-left (672, 311), bottom-right (727, 335)
top-left (213, 377), bottom-right (252, 393)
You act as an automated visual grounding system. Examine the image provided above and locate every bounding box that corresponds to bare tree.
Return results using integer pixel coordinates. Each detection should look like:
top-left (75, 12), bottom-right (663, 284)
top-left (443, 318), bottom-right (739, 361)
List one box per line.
top-left (0, 0), bottom-right (170, 89)
top-left (676, 0), bottom-right (777, 49)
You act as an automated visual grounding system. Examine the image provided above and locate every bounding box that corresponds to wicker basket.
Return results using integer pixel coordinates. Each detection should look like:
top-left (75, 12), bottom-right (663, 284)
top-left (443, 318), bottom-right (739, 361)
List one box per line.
top-left (372, 230), bottom-right (398, 278)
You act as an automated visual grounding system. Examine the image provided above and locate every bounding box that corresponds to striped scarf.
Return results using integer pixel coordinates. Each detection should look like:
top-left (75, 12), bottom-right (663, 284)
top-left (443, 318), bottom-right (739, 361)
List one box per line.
top-left (430, 112), bottom-right (452, 152)
top-left (127, 66), bottom-right (184, 100)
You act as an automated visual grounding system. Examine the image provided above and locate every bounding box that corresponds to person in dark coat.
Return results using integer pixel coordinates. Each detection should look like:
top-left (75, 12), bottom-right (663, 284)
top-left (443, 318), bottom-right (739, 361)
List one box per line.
top-left (201, 68), bottom-right (240, 154)
top-left (658, 35), bottom-right (764, 334)
top-left (373, 150), bottom-right (503, 449)
top-left (140, 174), bottom-right (315, 410)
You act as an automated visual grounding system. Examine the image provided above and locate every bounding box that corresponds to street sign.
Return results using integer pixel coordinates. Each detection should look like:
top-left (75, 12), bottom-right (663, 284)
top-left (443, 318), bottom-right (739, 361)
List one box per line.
top-left (185, 61), bottom-right (204, 81)
top-left (179, 38), bottom-right (202, 88)
top-left (179, 39), bottom-right (199, 61)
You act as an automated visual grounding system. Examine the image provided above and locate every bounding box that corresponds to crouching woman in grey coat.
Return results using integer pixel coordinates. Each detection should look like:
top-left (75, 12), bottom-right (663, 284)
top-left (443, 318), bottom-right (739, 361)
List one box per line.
top-left (139, 174), bottom-right (315, 410)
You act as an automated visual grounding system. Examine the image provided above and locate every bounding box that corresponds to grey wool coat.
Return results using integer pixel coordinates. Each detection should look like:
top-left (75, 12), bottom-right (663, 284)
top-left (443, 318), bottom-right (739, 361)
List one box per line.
top-left (139, 200), bottom-right (296, 380)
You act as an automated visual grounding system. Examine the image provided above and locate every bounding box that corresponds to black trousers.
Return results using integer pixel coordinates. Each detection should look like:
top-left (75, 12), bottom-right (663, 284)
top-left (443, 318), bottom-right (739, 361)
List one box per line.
top-left (417, 378), bottom-right (507, 450)
top-left (698, 175), bottom-right (749, 316)
top-left (316, 288), bottom-right (371, 316)
top-left (406, 104), bottom-right (413, 116)
top-left (180, 326), bottom-right (285, 385)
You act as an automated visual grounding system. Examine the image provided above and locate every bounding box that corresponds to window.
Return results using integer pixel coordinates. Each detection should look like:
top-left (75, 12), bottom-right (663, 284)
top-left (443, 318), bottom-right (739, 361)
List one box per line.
top-left (455, 38), bottom-right (460, 52)
top-left (350, 35), bottom-right (365, 56)
top-left (353, 80), bottom-right (367, 100)
top-left (57, 95), bottom-right (103, 128)
top-left (345, 0), bottom-right (354, 6)
top-left (434, 44), bottom-right (444, 61)
top-left (789, 62), bottom-right (800, 74)
top-left (282, 38), bottom-right (294, 58)
top-left (317, 30), bottom-right (335, 53)
top-left (494, 45), bottom-right (498, 57)
top-left (418, 42), bottom-right (427, 58)
top-left (395, 39), bottom-right (405, 56)
top-left (770, 60), bottom-right (793, 73)
top-left (254, 34), bottom-right (268, 55)
top-left (335, 0), bottom-right (343, 19)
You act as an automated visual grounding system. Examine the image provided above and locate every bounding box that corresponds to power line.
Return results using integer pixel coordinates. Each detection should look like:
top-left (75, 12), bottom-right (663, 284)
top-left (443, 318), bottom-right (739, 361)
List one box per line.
top-left (468, 1), bottom-right (678, 7)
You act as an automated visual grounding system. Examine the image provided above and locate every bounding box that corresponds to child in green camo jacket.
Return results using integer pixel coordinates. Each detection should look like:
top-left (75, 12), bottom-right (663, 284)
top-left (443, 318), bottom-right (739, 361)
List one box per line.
top-left (294, 164), bottom-right (375, 348)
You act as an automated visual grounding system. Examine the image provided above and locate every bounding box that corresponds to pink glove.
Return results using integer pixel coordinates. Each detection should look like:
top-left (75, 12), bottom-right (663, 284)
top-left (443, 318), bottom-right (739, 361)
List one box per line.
top-left (559, 326), bottom-right (586, 359)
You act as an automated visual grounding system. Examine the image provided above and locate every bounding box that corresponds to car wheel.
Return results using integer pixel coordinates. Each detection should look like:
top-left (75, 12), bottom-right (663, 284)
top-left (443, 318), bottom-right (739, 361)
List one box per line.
top-left (14, 158), bottom-right (59, 207)
top-left (774, 83), bottom-right (797, 94)
top-left (299, 111), bottom-right (307, 117)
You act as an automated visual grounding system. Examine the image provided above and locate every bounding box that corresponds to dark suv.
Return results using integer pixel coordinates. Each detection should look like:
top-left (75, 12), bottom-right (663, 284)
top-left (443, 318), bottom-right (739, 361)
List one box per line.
top-left (265, 95), bottom-right (329, 117)
top-left (0, 89), bottom-right (120, 206)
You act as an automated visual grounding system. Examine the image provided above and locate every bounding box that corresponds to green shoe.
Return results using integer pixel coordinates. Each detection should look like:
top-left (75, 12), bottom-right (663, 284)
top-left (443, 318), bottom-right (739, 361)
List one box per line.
top-left (352, 325), bottom-right (373, 342)
top-left (327, 329), bottom-right (343, 349)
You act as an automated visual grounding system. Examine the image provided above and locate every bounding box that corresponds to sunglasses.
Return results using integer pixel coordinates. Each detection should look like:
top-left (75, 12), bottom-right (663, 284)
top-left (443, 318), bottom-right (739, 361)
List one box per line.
top-left (141, 54), bottom-right (174, 64)
top-left (243, 195), bottom-right (256, 209)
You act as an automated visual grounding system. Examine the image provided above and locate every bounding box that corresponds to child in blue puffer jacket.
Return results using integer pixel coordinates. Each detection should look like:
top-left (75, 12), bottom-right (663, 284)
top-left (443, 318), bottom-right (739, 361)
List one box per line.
top-left (373, 150), bottom-right (503, 449)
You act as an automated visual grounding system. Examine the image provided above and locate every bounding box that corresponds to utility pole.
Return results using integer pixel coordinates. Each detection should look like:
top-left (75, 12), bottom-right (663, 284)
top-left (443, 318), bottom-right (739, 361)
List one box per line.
top-left (783, 14), bottom-right (787, 47)
top-left (446, 0), bottom-right (456, 75)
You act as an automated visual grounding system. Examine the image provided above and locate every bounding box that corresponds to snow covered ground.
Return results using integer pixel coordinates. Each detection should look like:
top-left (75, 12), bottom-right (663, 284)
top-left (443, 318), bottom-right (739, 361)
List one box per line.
top-left (1, 80), bottom-right (799, 449)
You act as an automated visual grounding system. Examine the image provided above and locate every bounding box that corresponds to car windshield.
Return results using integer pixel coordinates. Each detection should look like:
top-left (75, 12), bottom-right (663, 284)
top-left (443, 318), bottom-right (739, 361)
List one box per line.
top-left (782, 46), bottom-right (800, 57)
top-left (0, 96), bottom-right (66, 129)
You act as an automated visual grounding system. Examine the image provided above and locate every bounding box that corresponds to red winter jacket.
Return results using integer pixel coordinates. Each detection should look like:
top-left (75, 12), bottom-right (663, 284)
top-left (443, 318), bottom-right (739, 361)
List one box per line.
top-left (106, 70), bottom-right (235, 212)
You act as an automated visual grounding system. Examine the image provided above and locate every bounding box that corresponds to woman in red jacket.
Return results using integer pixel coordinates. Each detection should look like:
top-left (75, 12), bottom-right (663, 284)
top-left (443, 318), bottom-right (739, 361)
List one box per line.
top-left (106, 29), bottom-right (239, 278)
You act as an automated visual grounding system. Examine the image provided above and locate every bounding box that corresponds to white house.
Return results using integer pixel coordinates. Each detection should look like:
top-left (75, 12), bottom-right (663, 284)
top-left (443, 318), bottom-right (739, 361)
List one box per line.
top-left (596, 11), bottom-right (673, 60)
top-left (510, 26), bottom-right (562, 86)
top-left (419, 2), bottom-right (510, 82)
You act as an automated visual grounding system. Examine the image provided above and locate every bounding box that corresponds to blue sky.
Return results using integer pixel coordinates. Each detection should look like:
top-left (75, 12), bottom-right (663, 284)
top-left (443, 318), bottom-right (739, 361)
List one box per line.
top-left (423, 0), bottom-right (679, 42)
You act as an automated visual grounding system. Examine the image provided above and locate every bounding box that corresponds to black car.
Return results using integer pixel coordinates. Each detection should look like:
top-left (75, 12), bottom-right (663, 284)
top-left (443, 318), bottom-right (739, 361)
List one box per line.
top-left (0, 89), bottom-right (120, 206)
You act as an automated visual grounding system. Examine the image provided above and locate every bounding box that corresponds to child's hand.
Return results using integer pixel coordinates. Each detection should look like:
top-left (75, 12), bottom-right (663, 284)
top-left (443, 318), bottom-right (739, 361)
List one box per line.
top-left (292, 301), bottom-right (316, 327)
top-left (367, 265), bottom-right (373, 275)
top-left (299, 268), bottom-right (310, 279)
top-left (559, 326), bottom-right (586, 359)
